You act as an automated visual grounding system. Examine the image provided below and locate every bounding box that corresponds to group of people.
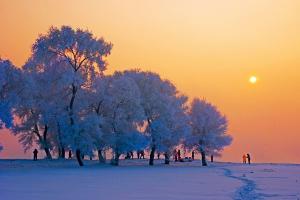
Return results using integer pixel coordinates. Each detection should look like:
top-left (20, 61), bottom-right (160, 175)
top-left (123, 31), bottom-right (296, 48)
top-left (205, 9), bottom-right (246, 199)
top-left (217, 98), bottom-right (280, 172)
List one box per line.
top-left (242, 153), bottom-right (251, 164)
top-left (33, 148), bottom-right (252, 165)
top-left (173, 149), bottom-right (195, 162)
top-left (33, 148), bottom-right (197, 161)
top-left (125, 150), bottom-right (145, 159)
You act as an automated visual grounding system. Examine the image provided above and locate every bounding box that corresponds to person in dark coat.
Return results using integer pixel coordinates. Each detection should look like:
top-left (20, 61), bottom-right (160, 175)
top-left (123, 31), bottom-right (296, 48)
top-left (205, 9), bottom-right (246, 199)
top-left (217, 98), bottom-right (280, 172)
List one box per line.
top-left (177, 149), bottom-right (181, 161)
top-left (33, 149), bottom-right (38, 161)
top-left (141, 151), bottom-right (145, 159)
top-left (173, 149), bottom-right (178, 161)
top-left (68, 150), bottom-right (72, 159)
top-left (137, 151), bottom-right (140, 159)
top-left (191, 151), bottom-right (195, 160)
top-left (125, 152), bottom-right (131, 159)
top-left (247, 153), bottom-right (251, 164)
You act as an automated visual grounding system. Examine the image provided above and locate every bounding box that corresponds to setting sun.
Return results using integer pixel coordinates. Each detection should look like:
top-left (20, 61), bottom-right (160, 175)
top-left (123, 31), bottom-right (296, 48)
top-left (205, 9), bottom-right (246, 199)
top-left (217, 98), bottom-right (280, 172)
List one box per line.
top-left (249, 76), bottom-right (257, 84)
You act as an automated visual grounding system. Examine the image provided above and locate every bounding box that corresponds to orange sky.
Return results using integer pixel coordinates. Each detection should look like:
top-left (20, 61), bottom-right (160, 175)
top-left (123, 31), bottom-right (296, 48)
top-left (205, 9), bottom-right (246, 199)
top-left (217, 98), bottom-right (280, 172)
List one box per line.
top-left (0, 0), bottom-right (300, 163)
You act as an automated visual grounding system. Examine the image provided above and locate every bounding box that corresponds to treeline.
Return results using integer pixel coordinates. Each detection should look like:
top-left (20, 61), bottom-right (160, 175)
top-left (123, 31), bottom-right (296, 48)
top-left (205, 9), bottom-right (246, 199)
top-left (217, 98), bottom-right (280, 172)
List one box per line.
top-left (0, 26), bottom-right (232, 166)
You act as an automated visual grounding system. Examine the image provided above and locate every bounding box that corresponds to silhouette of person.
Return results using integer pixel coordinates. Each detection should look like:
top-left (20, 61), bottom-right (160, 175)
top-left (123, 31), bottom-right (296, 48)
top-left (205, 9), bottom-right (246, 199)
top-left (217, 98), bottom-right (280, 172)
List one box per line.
top-left (211, 155), bottom-right (214, 162)
top-left (140, 150), bottom-right (145, 159)
top-left (68, 150), bottom-right (72, 159)
top-left (157, 152), bottom-right (160, 159)
top-left (247, 153), bottom-right (251, 164)
top-left (242, 154), bottom-right (247, 164)
top-left (125, 152), bottom-right (130, 159)
top-left (137, 151), bottom-right (140, 159)
top-left (33, 149), bottom-right (38, 161)
top-left (191, 151), bottom-right (195, 160)
top-left (177, 149), bottom-right (181, 161)
top-left (174, 149), bottom-right (178, 161)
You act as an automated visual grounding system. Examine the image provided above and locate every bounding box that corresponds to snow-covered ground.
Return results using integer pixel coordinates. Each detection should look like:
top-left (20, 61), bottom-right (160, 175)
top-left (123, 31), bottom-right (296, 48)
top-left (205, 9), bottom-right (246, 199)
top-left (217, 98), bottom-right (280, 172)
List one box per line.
top-left (0, 159), bottom-right (299, 200)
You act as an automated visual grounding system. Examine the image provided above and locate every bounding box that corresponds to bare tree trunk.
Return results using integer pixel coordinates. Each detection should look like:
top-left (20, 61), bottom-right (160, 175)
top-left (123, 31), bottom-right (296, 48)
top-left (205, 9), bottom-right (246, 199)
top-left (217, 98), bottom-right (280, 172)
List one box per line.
top-left (34, 124), bottom-right (52, 159)
top-left (58, 147), bottom-right (66, 159)
top-left (61, 147), bottom-right (65, 159)
top-left (56, 122), bottom-right (65, 159)
top-left (164, 152), bottom-right (170, 164)
top-left (200, 149), bottom-right (207, 166)
top-left (43, 126), bottom-right (52, 159)
top-left (149, 146), bottom-right (155, 166)
top-left (98, 149), bottom-right (106, 163)
top-left (44, 148), bottom-right (52, 159)
top-left (76, 149), bottom-right (84, 166)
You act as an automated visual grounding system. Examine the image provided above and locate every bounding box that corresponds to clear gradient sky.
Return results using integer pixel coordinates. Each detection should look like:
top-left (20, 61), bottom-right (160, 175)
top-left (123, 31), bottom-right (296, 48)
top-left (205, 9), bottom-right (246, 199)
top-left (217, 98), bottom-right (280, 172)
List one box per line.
top-left (0, 0), bottom-right (299, 163)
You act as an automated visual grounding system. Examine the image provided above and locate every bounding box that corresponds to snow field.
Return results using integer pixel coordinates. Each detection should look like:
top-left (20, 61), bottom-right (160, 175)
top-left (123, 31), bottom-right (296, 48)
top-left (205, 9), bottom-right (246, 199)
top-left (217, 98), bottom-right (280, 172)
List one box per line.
top-left (0, 159), bottom-right (299, 200)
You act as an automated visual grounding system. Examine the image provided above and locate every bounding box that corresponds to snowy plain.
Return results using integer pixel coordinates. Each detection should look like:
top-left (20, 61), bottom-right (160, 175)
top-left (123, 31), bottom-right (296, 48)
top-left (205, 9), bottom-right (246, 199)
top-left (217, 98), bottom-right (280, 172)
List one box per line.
top-left (0, 159), bottom-right (299, 200)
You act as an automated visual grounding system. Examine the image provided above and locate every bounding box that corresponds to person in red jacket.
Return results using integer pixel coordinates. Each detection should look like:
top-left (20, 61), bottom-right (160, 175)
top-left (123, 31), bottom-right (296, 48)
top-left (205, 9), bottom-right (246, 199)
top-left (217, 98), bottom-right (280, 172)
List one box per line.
top-left (242, 154), bottom-right (247, 164)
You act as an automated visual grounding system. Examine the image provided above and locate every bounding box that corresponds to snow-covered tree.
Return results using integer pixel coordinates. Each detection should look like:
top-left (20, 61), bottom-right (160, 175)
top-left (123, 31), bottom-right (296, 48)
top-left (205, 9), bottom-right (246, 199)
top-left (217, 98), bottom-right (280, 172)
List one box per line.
top-left (19, 26), bottom-right (112, 166)
top-left (0, 58), bottom-right (21, 151)
top-left (99, 73), bottom-right (147, 165)
top-left (187, 98), bottom-right (232, 166)
top-left (0, 59), bottom-right (20, 129)
top-left (161, 95), bottom-right (191, 164)
top-left (11, 66), bottom-right (65, 159)
top-left (122, 70), bottom-right (190, 165)
top-left (85, 76), bottom-right (110, 163)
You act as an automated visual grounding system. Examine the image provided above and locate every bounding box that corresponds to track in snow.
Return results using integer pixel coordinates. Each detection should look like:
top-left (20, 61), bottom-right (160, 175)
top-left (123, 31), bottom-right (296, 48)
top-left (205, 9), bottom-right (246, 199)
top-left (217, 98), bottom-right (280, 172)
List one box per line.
top-left (222, 167), bottom-right (262, 200)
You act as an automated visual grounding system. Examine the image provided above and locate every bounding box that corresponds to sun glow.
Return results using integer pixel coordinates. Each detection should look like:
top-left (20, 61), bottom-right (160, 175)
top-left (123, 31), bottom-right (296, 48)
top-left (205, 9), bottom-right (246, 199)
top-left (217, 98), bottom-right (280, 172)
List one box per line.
top-left (249, 76), bottom-right (257, 84)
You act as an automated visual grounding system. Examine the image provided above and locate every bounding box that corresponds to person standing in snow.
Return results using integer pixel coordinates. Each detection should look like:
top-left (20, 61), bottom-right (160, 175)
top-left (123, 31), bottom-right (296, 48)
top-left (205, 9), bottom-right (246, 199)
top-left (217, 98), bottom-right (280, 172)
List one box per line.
top-left (177, 149), bottom-right (181, 161)
top-left (125, 152), bottom-right (130, 159)
top-left (173, 149), bottom-right (178, 161)
top-left (247, 153), bottom-right (251, 164)
top-left (33, 149), bottom-right (38, 161)
top-left (68, 150), bottom-right (72, 159)
top-left (157, 152), bottom-right (160, 159)
top-left (242, 154), bottom-right (247, 164)
top-left (191, 151), bottom-right (195, 160)
top-left (140, 150), bottom-right (145, 159)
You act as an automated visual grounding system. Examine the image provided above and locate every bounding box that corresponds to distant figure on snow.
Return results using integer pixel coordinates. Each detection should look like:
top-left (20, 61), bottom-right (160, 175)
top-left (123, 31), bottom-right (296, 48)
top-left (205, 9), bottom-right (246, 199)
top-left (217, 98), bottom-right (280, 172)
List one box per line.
top-left (177, 149), bottom-right (181, 161)
top-left (242, 154), bottom-right (247, 164)
top-left (68, 150), bottom-right (72, 159)
top-left (140, 150), bottom-right (145, 159)
top-left (191, 151), bottom-right (195, 160)
top-left (211, 155), bottom-right (214, 162)
top-left (173, 149), bottom-right (178, 161)
top-left (247, 153), bottom-right (251, 164)
top-left (125, 152), bottom-right (131, 159)
top-left (137, 151), bottom-right (140, 159)
top-left (33, 149), bottom-right (38, 161)
top-left (157, 152), bottom-right (160, 159)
